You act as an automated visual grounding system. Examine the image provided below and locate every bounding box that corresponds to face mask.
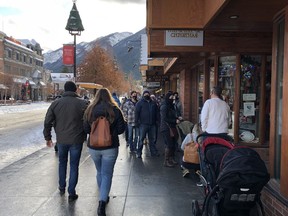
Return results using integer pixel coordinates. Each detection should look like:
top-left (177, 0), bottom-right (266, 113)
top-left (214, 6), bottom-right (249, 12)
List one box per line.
top-left (168, 99), bottom-right (174, 104)
top-left (132, 96), bottom-right (137, 100)
top-left (144, 95), bottom-right (150, 100)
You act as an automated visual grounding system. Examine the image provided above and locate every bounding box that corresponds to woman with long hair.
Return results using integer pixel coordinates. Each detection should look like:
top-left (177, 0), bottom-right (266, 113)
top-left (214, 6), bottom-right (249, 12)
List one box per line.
top-left (83, 88), bottom-right (125, 216)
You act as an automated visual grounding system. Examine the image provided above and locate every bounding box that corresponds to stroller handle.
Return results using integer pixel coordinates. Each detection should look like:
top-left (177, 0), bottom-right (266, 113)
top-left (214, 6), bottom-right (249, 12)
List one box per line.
top-left (196, 133), bottom-right (234, 143)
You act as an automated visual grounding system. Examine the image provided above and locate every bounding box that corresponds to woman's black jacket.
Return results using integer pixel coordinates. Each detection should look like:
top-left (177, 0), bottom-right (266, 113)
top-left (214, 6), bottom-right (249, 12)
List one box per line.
top-left (159, 101), bottom-right (178, 133)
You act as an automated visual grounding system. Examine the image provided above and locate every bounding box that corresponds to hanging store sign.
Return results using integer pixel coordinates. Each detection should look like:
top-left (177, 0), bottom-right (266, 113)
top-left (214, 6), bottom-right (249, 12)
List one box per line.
top-left (63, 44), bottom-right (74, 65)
top-left (147, 75), bottom-right (169, 82)
top-left (51, 73), bottom-right (74, 83)
top-left (165, 30), bottom-right (203, 46)
top-left (146, 82), bottom-right (160, 88)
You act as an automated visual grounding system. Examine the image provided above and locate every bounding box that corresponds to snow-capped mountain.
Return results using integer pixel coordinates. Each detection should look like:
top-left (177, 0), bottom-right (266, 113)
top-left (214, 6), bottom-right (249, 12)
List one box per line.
top-left (43, 29), bottom-right (145, 80)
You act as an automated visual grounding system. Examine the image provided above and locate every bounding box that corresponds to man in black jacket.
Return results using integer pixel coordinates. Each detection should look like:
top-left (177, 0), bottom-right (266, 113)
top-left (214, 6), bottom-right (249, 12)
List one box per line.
top-left (135, 90), bottom-right (160, 158)
top-left (43, 81), bottom-right (88, 202)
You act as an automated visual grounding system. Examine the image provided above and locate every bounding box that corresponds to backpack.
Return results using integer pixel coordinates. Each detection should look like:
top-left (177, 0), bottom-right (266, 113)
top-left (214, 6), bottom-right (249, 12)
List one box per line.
top-left (89, 116), bottom-right (112, 147)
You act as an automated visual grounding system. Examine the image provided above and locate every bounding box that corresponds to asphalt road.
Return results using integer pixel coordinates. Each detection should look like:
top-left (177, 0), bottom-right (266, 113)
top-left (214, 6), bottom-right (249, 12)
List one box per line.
top-left (0, 107), bottom-right (51, 170)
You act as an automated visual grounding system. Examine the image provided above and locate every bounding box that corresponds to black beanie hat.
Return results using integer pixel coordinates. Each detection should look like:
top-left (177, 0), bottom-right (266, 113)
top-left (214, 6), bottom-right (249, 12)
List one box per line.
top-left (64, 81), bottom-right (77, 92)
top-left (165, 92), bottom-right (173, 103)
top-left (142, 90), bottom-right (150, 96)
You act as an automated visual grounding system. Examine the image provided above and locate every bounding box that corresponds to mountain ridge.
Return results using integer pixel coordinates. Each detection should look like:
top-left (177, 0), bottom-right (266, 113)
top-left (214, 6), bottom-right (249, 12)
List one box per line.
top-left (43, 29), bottom-right (145, 80)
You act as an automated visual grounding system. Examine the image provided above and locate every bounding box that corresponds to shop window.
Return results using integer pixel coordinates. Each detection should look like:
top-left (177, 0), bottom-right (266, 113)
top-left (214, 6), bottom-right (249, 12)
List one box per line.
top-left (209, 59), bottom-right (215, 90)
top-left (198, 65), bottom-right (204, 117)
top-left (274, 18), bottom-right (284, 180)
top-left (218, 56), bottom-right (236, 137)
top-left (239, 55), bottom-right (261, 143)
top-left (265, 57), bottom-right (272, 142)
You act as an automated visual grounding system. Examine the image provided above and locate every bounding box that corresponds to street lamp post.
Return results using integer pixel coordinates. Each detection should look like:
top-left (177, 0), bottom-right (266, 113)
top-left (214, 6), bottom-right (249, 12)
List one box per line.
top-left (65, 0), bottom-right (84, 81)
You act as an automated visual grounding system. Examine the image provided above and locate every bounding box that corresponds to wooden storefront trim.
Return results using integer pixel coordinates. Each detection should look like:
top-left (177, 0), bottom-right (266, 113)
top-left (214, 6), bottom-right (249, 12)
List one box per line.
top-left (149, 30), bottom-right (272, 56)
top-left (280, 6), bottom-right (288, 197)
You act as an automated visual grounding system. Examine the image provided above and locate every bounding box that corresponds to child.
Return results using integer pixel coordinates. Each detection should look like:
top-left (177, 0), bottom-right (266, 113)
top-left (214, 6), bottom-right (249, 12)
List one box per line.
top-left (180, 123), bottom-right (202, 177)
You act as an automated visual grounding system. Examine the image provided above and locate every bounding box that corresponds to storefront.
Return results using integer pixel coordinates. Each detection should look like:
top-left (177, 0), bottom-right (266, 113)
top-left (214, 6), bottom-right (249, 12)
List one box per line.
top-left (146, 1), bottom-right (288, 215)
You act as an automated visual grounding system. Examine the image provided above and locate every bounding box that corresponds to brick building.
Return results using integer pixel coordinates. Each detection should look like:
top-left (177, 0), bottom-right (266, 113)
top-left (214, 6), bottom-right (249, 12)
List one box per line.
top-left (0, 31), bottom-right (46, 102)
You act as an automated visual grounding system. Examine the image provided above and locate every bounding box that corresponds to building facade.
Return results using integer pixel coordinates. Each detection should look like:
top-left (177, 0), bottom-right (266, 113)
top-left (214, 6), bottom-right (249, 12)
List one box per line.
top-left (144, 0), bottom-right (288, 215)
top-left (0, 31), bottom-right (46, 102)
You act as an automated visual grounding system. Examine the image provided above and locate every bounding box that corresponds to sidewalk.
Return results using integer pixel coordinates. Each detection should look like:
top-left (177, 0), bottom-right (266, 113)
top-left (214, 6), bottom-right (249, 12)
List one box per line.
top-left (0, 135), bottom-right (204, 216)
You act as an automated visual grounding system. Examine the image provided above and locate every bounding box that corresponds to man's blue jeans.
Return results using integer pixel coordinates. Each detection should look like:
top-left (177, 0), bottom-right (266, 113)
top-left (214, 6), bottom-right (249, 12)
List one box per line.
top-left (89, 147), bottom-right (118, 202)
top-left (127, 124), bottom-right (139, 151)
top-left (57, 143), bottom-right (83, 195)
top-left (137, 124), bottom-right (158, 156)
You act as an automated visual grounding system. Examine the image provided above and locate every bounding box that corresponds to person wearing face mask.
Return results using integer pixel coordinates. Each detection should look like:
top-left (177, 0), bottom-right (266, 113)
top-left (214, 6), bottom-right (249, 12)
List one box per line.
top-left (135, 90), bottom-right (160, 158)
top-left (173, 92), bottom-right (183, 118)
top-left (160, 92), bottom-right (181, 167)
top-left (122, 91), bottom-right (139, 153)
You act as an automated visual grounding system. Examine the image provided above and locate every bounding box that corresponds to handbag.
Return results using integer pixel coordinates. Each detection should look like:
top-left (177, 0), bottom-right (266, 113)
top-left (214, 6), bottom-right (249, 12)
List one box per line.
top-left (166, 122), bottom-right (178, 138)
top-left (183, 141), bottom-right (199, 164)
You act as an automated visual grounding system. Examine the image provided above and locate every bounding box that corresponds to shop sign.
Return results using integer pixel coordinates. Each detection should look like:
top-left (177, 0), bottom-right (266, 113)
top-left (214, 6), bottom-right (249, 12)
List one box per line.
top-left (147, 75), bottom-right (169, 82)
top-left (51, 73), bottom-right (74, 83)
top-left (146, 82), bottom-right (160, 88)
top-left (165, 30), bottom-right (203, 46)
top-left (243, 93), bottom-right (256, 101)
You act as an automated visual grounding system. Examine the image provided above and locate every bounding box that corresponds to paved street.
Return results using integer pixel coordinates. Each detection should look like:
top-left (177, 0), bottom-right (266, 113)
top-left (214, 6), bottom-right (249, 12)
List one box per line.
top-left (0, 102), bottom-right (51, 170)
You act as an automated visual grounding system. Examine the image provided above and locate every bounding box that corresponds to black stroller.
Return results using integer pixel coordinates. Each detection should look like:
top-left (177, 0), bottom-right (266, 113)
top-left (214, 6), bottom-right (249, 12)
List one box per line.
top-left (192, 134), bottom-right (270, 216)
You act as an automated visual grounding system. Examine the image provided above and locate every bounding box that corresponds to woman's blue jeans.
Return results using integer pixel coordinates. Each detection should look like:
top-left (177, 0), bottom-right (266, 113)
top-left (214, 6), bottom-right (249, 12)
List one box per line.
top-left (57, 143), bottom-right (83, 195)
top-left (89, 147), bottom-right (119, 202)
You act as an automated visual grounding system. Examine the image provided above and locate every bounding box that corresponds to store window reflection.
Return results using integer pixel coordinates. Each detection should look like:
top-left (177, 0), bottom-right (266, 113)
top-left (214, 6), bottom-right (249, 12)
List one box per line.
top-left (275, 18), bottom-right (284, 180)
top-left (218, 56), bottom-right (236, 137)
top-left (239, 55), bottom-right (261, 143)
top-left (209, 59), bottom-right (215, 90)
top-left (198, 65), bottom-right (204, 118)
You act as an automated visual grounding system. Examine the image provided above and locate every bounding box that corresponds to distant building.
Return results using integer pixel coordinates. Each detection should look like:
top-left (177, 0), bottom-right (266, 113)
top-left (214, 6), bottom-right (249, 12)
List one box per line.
top-left (0, 31), bottom-right (47, 101)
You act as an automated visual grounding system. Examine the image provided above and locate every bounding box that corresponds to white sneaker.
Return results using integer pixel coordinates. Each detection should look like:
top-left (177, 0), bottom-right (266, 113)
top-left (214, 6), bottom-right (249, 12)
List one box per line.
top-left (182, 168), bottom-right (190, 177)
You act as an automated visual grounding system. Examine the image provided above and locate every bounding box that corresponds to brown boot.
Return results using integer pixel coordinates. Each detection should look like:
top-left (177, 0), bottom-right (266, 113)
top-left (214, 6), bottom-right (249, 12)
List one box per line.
top-left (170, 157), bottom-right (178, 165)
top-left (170, 151), bottom-right (178, 165)
top-left (163, 148), bottom-right (174, 167)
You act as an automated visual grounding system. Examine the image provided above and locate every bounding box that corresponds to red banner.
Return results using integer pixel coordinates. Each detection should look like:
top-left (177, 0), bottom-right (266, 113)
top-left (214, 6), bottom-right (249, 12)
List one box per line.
top-left (63, 44), bottom-right (74, 65)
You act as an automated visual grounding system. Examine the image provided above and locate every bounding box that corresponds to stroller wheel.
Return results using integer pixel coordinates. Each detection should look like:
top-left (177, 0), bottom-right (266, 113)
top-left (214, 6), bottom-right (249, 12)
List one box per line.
top-left (192, 200), bottom-right (200, 216)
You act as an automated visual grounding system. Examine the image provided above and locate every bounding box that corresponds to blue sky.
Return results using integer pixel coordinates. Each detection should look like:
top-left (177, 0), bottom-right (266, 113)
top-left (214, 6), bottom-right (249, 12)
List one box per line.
top-left (0, 0), bottom-right (146, 52)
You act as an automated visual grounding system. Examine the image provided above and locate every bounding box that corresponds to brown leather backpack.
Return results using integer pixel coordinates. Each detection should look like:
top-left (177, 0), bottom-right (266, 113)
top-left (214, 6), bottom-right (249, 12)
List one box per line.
top-left (90, 116), bottom-right (112, 147)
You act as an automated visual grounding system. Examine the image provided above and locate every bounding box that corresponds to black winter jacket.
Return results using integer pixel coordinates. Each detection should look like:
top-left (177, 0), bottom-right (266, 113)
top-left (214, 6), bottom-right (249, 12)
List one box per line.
top-left (160, 101), bottom-right (178, 133)
top-left (135, 98), bottom-right (159, 126)
top-left (43, 91), bottom-right (88, 144)
top-left (83, 102), bottom-right (126, 150)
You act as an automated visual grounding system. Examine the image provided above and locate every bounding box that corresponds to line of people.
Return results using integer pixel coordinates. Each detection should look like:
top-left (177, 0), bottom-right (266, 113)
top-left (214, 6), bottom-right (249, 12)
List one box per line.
top-left (43, 82), bottom-right (185, 216)
top-left (43, 82), bottom-right (231, 215)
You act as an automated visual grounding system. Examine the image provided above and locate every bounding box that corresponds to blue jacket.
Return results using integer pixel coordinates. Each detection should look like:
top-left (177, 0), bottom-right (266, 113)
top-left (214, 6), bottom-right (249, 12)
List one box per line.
top-left (135, 98), bottom-right (159, 126)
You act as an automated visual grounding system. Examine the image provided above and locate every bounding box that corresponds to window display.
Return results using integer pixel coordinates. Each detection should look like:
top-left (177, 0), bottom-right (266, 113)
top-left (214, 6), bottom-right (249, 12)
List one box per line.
top-left (239, 55), bottom-right (261, 143)
top-left (218, 56), bottom-right (236, 137)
